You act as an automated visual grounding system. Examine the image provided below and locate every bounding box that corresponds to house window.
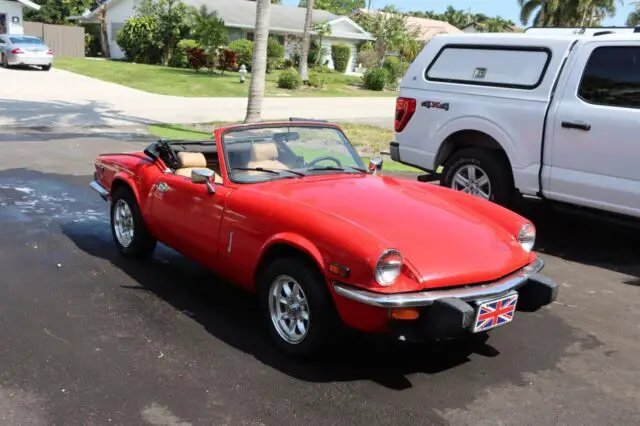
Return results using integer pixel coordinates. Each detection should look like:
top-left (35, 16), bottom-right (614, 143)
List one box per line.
top-left (246, 32), bottom-right (254, 42)
top-left (111, 22), bottom-right (124, 41)
top-left (0, 14), bottom-right (6, 35)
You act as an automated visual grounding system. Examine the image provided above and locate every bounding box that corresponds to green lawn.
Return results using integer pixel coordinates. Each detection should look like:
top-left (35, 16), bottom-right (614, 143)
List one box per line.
top-left (54, 58), bottom-right (397, 98)
top-left (148, 122), bottom-right (421, 173)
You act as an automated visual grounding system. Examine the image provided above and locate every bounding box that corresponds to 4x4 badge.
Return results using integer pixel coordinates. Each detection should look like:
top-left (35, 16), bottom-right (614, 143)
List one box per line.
top-left (421, 100), bottom-right (450, 111)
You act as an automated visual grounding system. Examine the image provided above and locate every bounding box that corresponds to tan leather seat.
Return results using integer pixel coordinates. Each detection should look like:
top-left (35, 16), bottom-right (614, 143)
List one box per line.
top-left (246, 143), bottom-right (289, 170)
top-left (175, 152), bottom-right (222, 183)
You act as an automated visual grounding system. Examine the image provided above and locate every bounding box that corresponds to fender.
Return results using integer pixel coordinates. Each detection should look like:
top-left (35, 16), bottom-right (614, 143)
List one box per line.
top-left (112, 172), bottom-right (142, 206)
top-left (434, 116), bottom-right (518, 168)
top-left (259, 232), bottom-right (326, 273)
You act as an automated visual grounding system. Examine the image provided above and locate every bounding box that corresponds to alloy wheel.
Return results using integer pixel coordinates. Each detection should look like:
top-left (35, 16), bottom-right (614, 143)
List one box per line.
top-left (268, 275), bottom-right (311, 344)
top-left (451, 164), bottom-right (492, 200)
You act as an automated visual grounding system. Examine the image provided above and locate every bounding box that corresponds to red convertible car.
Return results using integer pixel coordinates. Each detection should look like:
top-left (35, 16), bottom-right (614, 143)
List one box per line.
top-left (90, 120), bottom-right (558, 356)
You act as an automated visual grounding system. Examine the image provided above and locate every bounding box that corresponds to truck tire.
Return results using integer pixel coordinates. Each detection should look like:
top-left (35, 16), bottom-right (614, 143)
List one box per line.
top-left (442, 148), bottom-right (514, 207)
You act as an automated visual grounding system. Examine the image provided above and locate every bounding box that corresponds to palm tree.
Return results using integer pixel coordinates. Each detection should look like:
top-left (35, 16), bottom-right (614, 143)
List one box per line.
top-left (96, 0), bottom-right (110, 57)
top-left (244, 0), bottom-right (271, 123)
top-left (518, 0), bottom-right (560, 27)
top-left (298, 0), bottom-right (314, 83)
top-left (627, 1), bottom-right (640, 25)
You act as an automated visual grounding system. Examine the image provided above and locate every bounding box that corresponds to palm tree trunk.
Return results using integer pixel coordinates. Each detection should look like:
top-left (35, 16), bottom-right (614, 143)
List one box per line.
top-left (244, 0), bottom-right (271, 123)
top-left (298, 0), bottom-right (313, 83)
top-left (98, 4), bottom-right (110, 58)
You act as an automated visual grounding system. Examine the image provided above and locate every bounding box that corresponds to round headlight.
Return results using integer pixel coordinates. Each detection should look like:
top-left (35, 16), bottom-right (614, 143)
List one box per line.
top-left (375, 249), bottom-right (403, 286)
top-left (518, 223), bottom-right (536, 253)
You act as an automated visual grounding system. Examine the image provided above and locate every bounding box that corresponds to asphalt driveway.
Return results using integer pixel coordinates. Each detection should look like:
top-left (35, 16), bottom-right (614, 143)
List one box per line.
top-left (0, 66), bottom-right (395, 129)
top-left (0, 131), bottom-right (639, 425)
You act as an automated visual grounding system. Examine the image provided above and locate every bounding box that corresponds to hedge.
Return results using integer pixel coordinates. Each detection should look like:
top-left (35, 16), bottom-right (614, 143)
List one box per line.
top-left (331, 43), bottom-right (351, 73)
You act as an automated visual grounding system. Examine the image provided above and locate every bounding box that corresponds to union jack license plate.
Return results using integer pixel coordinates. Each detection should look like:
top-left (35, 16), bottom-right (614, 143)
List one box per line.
top-left (472, 292), bottom-right (519, 333)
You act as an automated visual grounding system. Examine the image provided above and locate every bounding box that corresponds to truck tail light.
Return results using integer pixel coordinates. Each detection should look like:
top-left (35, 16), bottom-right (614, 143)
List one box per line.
top-left (395, 97), bottom-right (416, 132)
top-left (11, 48), bottom-right (24, 54)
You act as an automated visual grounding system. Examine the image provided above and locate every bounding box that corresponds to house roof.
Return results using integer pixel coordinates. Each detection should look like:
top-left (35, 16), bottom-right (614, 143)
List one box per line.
top-left (71, 0), bottom-right (374, 40)
top-left (354, 8), bottom-right (462, 42)
top-left (13, 0), bottom-right (41, 11)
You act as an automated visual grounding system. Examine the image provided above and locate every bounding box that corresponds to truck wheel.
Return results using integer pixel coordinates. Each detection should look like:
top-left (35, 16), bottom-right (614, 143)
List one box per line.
top-left (110, 187), bottom-right (157, 258)
top-left (442, 148), bottom-right (514, 206)
top-left (258, 257), bottom-right (341, 357)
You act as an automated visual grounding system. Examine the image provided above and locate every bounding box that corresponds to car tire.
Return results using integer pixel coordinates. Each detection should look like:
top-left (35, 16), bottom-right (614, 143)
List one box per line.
top-left (42, 64), bottom-right (51, 71)
top-left (258, 257), bottom-right (342, 357)
top-left (442, 148), bottom-right (515, 207)
top-left (110, 187), bottom-right (157, 259)
top-left (1, 54), bottom-right (9, 68)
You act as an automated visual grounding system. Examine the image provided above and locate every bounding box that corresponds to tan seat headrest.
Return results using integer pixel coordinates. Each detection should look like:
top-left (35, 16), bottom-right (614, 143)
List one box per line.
top-left (177, 152), bottom-right (207, 168)
top-left (250, 143), bottom-right (278, 161)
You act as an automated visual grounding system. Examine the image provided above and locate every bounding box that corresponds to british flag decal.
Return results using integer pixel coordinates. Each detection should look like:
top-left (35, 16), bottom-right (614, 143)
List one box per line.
top-left (472, 293), bottom-right (519, 333)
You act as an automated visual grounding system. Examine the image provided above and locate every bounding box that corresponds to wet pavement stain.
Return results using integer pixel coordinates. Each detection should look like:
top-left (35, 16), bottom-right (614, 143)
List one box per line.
top-left (0, 168), bottom-right (617, 425)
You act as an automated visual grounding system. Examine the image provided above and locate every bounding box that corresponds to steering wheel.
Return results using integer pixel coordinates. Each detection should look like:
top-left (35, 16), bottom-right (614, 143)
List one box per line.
top-left (308, 155), bottom-right (342, 167)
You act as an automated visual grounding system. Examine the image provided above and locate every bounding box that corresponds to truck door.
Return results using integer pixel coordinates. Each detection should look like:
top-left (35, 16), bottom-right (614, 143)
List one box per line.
top-left (546, 41), bottom-right (640, 217)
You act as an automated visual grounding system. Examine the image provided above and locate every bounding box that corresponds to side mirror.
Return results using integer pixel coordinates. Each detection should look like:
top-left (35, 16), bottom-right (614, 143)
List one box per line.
top-left (369, 157), bottom-right (383, 175)
top-left (191, 169), bottom-right (216, 194)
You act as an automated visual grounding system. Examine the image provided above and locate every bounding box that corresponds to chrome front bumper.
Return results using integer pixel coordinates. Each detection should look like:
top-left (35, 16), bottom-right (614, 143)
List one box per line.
top-left (90, 180), bottom-right (109, 201)
top-left (333, 258), bottom-right (548, 308)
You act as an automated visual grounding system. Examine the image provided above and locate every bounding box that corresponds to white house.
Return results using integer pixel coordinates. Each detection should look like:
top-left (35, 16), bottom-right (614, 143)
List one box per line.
top-left (0, 0), bottom-right (40, 34)
top-left (70, 0), bottom-right (375, 74)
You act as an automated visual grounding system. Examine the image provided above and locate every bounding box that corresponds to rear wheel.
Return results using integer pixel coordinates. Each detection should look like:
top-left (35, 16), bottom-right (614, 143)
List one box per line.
top-left (1, 54), bottom-right (9, 68)
top-left (42, 64), bottom-right (51, 71)
top-left (110, 187), bottom-right (157, 258)
top-left (259, 257), bottom-right (341, 357)
top-left (442, 148), bottom-right (515, 207)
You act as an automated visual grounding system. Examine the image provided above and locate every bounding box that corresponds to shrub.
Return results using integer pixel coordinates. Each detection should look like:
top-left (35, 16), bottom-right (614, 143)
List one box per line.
top-left (186, 46), bottom-right (207, 70)
top-left (169, 39), bottom-right (200, 68)
top-left (218, 48), bottom-right (237, 74)
top-left (359, 41), bottom-right (375, 52)
top-left (277, 68), bottom-right (302, 90)
top-left (267, 37), bottom-right (285, 73)
top-left (363, 67), bottom-right (388, 91)
top-left (382, 56), bottom-right (403, 86)
top-left (358, 50), bottom-right (378, 69)
top-left (308, 70), bottom-right (328, 89)
top-left (331, 43), bottom-right (351, 73)
top-left (229, 39), bottom-right (254, 69)
top-left (314, 64), bottom-right (332, 74)
top-left (116, 15), bottom-right (163, 64)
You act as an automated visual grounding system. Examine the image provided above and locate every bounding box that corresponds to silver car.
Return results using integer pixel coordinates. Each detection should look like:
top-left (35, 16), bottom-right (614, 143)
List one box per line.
top-left (0, 34), bottom-right (54, 71)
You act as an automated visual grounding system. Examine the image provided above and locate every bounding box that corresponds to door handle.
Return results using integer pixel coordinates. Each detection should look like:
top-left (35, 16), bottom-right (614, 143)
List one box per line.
top-left (562, 121), bottom-right (591, 131)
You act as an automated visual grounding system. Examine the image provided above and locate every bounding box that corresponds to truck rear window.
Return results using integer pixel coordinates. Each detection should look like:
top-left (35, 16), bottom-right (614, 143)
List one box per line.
top-left (425, 45), bottom-right (551, 89)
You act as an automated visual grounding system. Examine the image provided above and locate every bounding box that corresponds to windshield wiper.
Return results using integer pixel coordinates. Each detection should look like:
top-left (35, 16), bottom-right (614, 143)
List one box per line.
top-left (307, 166), bottom-right (367, 173)
top-left (232, 167), bottom-right (306, 177)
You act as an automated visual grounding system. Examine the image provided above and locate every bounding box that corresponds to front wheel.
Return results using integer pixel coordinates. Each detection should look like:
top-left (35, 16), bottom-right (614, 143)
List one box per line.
top-left (259, 257), bottom-right (341, 356)
top-left (1, 54), bottom-right (9, 68)
top-left (110, 187), bottom-right (157, 258)
top-left (441, 148), bottom-right (515, 207)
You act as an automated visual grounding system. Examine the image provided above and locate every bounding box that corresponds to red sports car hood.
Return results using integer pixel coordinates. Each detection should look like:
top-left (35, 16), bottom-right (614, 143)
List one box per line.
top-left (258, 174), bottom-right (531, 288)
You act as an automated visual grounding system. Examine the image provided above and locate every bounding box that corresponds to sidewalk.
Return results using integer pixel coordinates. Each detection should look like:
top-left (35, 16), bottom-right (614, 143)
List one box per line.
top-left (0, 68), bottom-right (395, 129)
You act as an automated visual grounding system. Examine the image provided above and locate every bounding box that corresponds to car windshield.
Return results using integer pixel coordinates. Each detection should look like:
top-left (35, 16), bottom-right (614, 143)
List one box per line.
top-left (9, 36), bottom-right (43, 44)
top-left (221, 125), bottom-right (366, 182)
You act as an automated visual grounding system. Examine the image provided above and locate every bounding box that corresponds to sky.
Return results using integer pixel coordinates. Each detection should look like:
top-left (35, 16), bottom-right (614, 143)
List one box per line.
top-left (282, 0), bottom-right (636, 27)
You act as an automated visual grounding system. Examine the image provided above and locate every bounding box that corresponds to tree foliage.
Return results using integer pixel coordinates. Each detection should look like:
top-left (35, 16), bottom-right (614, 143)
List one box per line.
top-left (24, 0), bottom-right (93, 24)
top-left (627, 1), bottom-right (640, 26)
top-left (518, 0), bottom-right (622, 27)
top-left (136, 0), bottom-right (189, 66)
top-left (354, 6), bottom-right (417, 63)
top-left (406, 5), bottom-right (515, 31)
top-left (298, 0), bottom-right (365, 15)
top-left (186, 5), bottom-right (228, 55)
top-left (116, 15), bottom-right (163, 64)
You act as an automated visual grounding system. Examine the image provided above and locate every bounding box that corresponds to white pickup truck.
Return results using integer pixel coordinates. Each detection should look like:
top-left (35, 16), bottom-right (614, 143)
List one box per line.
top-left (391, 32), bottom-right (640, 220)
